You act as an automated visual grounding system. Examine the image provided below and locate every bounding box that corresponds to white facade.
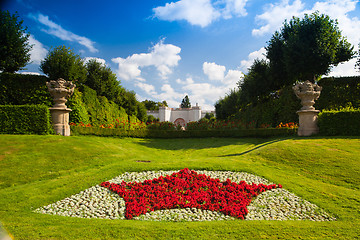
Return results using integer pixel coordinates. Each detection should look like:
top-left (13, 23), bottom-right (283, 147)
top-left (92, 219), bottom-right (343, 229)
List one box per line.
top-left (147, 104), bottom-right (215, 126)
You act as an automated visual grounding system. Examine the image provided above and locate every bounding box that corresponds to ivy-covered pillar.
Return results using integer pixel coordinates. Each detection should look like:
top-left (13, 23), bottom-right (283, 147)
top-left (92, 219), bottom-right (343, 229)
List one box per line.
top-left (46, 78), bottom-right (75, 136)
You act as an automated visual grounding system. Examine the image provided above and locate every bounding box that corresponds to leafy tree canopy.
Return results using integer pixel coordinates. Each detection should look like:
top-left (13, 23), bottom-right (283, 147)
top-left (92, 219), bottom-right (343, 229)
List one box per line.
top-left (142, 100), bottom-right (168, 110)
top-left (266, 12), bottom-right (354, 83)
top-left (239, 59), bottom-right (272, 103)
top-left (85, 59), bottom-right (119, 100)
top-left (40, 45), bottom-right (87, 84)
top-left (180, 95), bottom-right (191, 108)
top-left (0, 10), bottom-right (32, 73)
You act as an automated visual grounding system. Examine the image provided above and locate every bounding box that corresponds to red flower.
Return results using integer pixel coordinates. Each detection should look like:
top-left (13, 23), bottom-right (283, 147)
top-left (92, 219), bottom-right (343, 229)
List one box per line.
top-left (101, 168), bottom-right (281, 220)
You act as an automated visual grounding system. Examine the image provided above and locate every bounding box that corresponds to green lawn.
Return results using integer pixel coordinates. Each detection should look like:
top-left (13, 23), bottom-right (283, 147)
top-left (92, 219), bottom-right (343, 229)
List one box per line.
top-left (0, 135), bottom-right (359, 239)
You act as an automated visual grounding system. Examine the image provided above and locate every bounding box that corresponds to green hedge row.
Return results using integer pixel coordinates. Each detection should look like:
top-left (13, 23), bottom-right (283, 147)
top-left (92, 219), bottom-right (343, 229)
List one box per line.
top-left (0, 105), bottom-right (52, 134)
top-left (316, 76), bottom-right (360, 110)
top-left (318, 108), bottom-right (360, 136)
top-left (234, 76), bottom-right (360, 127)
top-left (0, 73), bottom-right (135, 127)
top-left (71, 126), bottom-right (297, 138)
top-left (0, 73), bottom-right (52, 106)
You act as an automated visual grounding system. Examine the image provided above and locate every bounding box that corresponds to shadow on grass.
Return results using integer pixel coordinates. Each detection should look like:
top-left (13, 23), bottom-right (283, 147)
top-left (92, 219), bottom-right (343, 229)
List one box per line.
top-left (217, 138), bottom-right (287, 157)
top-left (136, 137), bottom-right (289, 151)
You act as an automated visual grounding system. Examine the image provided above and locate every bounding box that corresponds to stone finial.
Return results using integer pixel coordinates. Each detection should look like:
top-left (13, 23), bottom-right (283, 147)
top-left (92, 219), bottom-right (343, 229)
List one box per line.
top-left (46, 78), bottom-right (76, 109)
top-left (46, 78), bottom-right (76, 136)
top-left (293, 80), bottom-right (322, 110)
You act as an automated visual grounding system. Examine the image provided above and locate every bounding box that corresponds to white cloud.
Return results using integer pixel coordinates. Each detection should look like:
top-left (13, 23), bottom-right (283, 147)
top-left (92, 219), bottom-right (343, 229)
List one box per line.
top-left (203, 62), bottom-right (226, 81)
top-left (203, 62), bottom-right (243, 85)
top-left (84, 57), bottom-right (106, 65)
top-left (31, 13), bottom-right (98, 53)
top-left (166, 62), bottom-right (245, 110)
top-left (223, 69), bottom-right (244, 85)
top-left (220, 0), bottom-right (249, 19)
top-left (239, 47), bottom-right (267, 72)
top-left (135, 82), bottom-right (157, 95)
top-left (155, 84), bottom-right (185, 108)
top-left (252, 0), bottom-right (304, 36)
top-left (153, 0), bottom-right (220, 27)
top-left (17, 71), bottom-right (43, 75)
top-left (153, 0), bottom-right (249, 27)
top-left (112, 40), bottom-right (181, 81)
top-left (27, 34), bottom-right (47, 64)
top-left (327, 58), bottom-right (359, 77)
top-left (176, 77), bottom-right (194, 84)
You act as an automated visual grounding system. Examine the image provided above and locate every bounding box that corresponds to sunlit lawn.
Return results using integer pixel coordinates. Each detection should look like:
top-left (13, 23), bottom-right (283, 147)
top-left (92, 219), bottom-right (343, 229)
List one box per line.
top-left (0, 135), bottom-right (359, 239)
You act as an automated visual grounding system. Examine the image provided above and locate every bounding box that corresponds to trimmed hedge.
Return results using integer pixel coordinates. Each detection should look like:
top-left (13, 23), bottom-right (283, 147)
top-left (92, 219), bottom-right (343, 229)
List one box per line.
top-left (318, 108), bottom-right (360, 136)
top-left (0, 73), bottom-right (52, 106)
top-left (233, 76), bottom-right (360, 128)
top-left (316, 76), bottom-right (360, 110)
top-left (0, 105), bottom-right (52, 134)
top-left (71, 126), bottom-right (297, 138)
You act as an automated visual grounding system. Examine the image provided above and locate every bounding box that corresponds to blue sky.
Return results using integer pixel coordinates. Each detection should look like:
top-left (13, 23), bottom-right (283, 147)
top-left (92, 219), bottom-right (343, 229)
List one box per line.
top-left (3, 0), bottom-right (360, 110)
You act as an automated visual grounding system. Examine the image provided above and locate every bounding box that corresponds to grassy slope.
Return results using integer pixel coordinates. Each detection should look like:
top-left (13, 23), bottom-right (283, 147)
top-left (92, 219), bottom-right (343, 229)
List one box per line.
top-left (0, 135), bottom-right (359, 239)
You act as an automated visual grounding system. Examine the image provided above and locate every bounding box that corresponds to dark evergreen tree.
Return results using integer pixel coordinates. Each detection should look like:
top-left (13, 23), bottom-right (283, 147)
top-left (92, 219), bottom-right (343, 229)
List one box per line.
top-left (0, 10), bottom-right (32, 73)
top-left (180, 95), bottom-right (191, 108)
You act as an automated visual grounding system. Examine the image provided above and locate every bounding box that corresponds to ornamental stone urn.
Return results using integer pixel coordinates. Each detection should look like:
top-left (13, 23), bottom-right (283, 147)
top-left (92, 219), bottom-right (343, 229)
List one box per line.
top-left (46, 78), bottom-right (76, 136)
top-left (293, 80), bottom-right (322, 136)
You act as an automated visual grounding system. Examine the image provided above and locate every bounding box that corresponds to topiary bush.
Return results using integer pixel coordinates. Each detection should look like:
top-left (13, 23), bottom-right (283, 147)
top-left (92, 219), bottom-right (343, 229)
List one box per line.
top-left (0, 105), bottom-right (52, 134)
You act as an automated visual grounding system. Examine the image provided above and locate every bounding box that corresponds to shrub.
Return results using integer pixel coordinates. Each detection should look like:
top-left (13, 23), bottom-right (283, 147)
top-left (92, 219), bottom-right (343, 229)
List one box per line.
top-left (67, 89), bottom-right (90, 124)
top-left (0, 105), bottom-right (52, 134)
top-left (147, 121), bottom-right (176, 131)
top-left (71, 124), bottom-right (296, 138)
top-left (80, 85), bottom-right (130, 126)
top-left (318, 107), bottom-right (360, 136)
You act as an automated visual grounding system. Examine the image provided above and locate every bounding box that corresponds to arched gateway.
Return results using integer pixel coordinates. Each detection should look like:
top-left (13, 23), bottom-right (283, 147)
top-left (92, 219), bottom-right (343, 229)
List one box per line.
top-left (147, 104), bottom-right (215, 126)
top-left (174, 118), bottom-right (186, 127)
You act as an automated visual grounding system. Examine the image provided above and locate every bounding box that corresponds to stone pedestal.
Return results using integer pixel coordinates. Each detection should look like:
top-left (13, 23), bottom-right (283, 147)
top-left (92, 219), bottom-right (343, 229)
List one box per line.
top-left (297, 110), bottom-right (320, 136)
top-left (49, 107), bottom-right (72, 136)
top-left (293, 80), bottom-right (322, 137)
top-left (46, 78), bottom-right (75, 136)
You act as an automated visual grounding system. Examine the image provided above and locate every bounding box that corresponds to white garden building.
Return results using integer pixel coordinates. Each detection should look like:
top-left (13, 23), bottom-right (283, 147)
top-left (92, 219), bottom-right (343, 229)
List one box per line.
top-left (147, 104), bottom-right (215, 127)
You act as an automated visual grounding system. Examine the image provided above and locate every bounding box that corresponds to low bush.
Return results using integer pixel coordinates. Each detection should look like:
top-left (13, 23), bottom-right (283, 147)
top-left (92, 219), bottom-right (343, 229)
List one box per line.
top-left (71, 125), bottom-right (296, 138)
top-left (146, 121), bottom-right (176, 131)
top-left (186, 119), bottom-right (256, 131)
top-left (0, 105), bottom-right (52, 134)
top-left (318, 107), bottom-right (360, 136)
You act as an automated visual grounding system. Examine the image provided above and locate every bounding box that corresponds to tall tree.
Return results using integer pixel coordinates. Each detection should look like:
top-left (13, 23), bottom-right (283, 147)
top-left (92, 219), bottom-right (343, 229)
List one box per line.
top-left (180, 95), bottom-right (191, 108)
top-left (40, 45), bottom-right (87, 83)
top-left (0, 10), bottom-right (32, 73)
top-left (215, 89), bottom-right (241, 120)
top-left (85, 59), bottom-right (119, 100)
top-left (356, 43), bottom-right (360, 71)
top-left (266, 12), bottom-right (354, 83)
top-left (239, 59), bottom-right (272, 103)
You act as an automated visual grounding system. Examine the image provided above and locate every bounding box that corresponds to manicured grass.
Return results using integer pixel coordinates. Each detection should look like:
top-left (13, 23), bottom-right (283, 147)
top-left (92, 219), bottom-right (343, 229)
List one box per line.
top-left (0, 135), bottom-right (359, 239)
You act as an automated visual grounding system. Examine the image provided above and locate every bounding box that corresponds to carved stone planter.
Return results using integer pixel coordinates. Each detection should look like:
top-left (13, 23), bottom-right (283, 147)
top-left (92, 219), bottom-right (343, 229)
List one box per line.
top-left (293, 80), bottom-right (322, 136)
top-left (46, 78), bottom-right (75, 136)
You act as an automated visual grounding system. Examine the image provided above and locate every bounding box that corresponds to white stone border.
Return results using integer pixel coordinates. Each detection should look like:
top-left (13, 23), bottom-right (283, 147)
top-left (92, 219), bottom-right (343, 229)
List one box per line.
top-left (34, 170), bottom-right (336, 221)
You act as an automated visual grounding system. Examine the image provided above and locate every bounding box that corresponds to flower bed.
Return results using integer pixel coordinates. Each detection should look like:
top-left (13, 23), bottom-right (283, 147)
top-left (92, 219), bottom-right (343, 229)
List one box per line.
top-left (34, 170), bottom-right (335, 222)
top-left (101, 168), bottom-right (281, 219)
